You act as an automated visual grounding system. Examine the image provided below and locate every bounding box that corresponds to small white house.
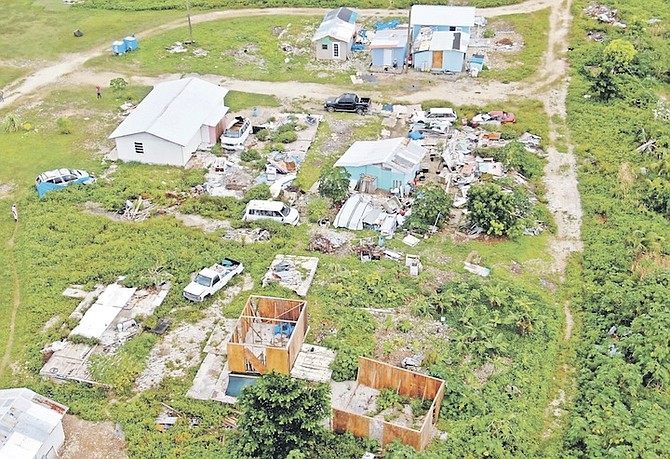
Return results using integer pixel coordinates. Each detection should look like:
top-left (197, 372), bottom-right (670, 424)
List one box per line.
top-left (0, 388), bottom-right (69, 459)
top-left (312, 7), bottom-right (358, 61)
top-left (109, 77), bottom-right (229, 166)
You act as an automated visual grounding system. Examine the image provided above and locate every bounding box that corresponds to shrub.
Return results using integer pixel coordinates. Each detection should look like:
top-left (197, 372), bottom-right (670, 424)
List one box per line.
top-left (56, 118), bottom-right (73, 135)
top-left (275, 130), bottom-right (298, 144)
top-left (241, 148), bottom-right (261, 162)
top-left (318, 167), bottom-right (351, 203)
top-left (307, 197), bottom-right (330, 223)
top-left (255, 128), bottom-right (270, 141)
top-left (242, 183), bottom-right (272, 203)
top-left (331, 350), bottom-right (359, 382)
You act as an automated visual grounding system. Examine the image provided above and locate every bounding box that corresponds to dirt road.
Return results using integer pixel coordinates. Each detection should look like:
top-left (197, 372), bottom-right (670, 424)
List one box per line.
top-left (0, 223), bottom-right (20, 380)
top-left (3, 0), bottom-right (557, 107)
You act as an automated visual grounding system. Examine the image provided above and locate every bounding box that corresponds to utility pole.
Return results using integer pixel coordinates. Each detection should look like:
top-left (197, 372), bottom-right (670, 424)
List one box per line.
top-left (185, 0), bottom-right (194, 44)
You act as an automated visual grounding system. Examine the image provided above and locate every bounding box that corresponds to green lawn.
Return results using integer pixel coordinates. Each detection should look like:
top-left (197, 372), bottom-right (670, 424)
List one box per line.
top-left (0, 0), bottom-right (181, 60)
top-left (84, 15), bottom-right (354, 84)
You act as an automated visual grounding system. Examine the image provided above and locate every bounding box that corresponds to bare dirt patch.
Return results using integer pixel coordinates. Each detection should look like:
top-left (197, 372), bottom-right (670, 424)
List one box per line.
top-left (60, 415), bottom-right (127, 459)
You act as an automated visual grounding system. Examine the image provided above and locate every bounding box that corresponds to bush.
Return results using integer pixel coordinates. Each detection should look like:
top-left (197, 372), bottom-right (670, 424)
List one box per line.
top-left (56, 118), bottom-right (72, 134)
top-left (330, 350), bottom-right (359, 382)
top-left (318, 167), bottom-right (351, 203)
top-left (242, 183), bottom-right (272, 203)
top-left (240, 148), bottom-right (261, 162)
top-left (275, 130), bottom-right (298, 144)
top-left (307, 197), bottom-right (330, 223)
top-left (255, 128), bottom-right (270, 141)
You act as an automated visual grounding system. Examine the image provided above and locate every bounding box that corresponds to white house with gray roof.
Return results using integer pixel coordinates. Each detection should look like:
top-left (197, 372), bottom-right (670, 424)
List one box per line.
top-left (0, 388), bottom-right (68, 459)
top-left (312, 7), bottom-right (358, 61)
top-left (109, 77), bottom-right (229, 166)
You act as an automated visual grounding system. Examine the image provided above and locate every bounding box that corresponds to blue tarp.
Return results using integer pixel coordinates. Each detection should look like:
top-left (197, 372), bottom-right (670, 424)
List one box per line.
top-left (375, 20), bottom-right (401, 31)
top-left (274, 323), bottom-right (295, 337)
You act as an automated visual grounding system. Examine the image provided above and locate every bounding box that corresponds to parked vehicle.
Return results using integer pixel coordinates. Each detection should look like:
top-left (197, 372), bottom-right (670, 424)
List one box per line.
top-left (183, 257), bottom-right (244, 302)
top-left (35, 168), bottom-right (96, 197)
top-left (324, 93), bottom-right (371, 114)
top-left (243, 200), bottom-right (300, 226)
top-left (221, 116), bottom-right (252, 150)
top-left (410, 107), bottom-right (458, 126)
top-left (471, 111), bottom-right (516, 126)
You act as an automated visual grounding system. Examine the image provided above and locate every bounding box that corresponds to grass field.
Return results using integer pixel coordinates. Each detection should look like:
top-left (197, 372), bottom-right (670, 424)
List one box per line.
top-left (84, 15), bottom-right (356, 85)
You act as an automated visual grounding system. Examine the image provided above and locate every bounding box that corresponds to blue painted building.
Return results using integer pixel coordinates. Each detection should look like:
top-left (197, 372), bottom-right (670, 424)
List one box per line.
top-left (413, 30), bottom-right (470, 73)
top-left (370, 28), bottom-right (409, 68)
top-left (334, 138), bottom-right (426, 191)
top-left (409, 5), bottom-right (475, 73)
top-left (409, 5), bottom-right (476, 36)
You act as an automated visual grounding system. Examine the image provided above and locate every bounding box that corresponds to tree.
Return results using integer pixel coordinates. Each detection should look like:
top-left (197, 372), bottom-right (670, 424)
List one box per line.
top-left (405, 183), bottom-right (452, 233)
top-left (603, 39), bottom-right (637, 74)
top-left (318, 166), bottom-right (351, 203)
top-left (466, 183), bottom-right (527, 237)
top-left (232, 372), bottom-right (330, 459)
top-left (242, 183), bottom-right (272, 203)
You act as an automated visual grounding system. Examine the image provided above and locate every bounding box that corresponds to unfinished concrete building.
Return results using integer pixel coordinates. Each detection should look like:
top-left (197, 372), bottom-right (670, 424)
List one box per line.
top-left (227, 296), bottom-right (307, 375)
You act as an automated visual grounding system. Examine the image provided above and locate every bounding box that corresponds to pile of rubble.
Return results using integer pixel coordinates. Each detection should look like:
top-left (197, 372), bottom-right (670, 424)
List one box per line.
top-left (262, 255), bottom-right (319, 297)
top-left (308, 228), bottom-right (352, 254)
top-left (222, 227), bottom-right (271, 243)
top-left (583, 5), bottom-right (627, 28)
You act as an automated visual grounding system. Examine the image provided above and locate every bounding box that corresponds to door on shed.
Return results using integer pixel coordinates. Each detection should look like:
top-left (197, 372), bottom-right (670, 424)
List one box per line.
top-left (432, 51), bottom-right (443, 69)
top-left (383, 48), bottom-right (393, 65)
top-left (333, 42), bottom-right (340, 59)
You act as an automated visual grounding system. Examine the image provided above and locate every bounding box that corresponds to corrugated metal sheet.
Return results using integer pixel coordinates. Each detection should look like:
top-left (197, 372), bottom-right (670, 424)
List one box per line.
top-left (70, 284), bottom-right (136, 339)
top-left (410, 5), bottom-right (476, 28)
top-left (334, 194), bottom-right (373, 230)
top-left (0, 388), bottom-right (67, 459)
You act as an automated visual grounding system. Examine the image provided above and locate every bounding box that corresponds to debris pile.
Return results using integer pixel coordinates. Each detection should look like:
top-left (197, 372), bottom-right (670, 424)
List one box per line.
top-left (262, 255), bottom-right (319, 296)
top-left (582, 5), bottom-right (627, 27)
top-left (166, 42), bottom-right (188, 54)
top-left (222, 227), bottom-right (271, 243)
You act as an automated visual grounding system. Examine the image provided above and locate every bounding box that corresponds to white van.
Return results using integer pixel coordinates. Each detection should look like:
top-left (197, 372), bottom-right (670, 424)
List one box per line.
top-left (221, 116), bottom-right (252, 150)
top-left (243, 200), bottom-right (300, 226)
top-left (410, 107), bottom-right (458, 125)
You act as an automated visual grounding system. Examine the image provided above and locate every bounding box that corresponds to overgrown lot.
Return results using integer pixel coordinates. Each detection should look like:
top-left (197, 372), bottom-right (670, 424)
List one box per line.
top-left (561, 0), bottom-right (670, 457)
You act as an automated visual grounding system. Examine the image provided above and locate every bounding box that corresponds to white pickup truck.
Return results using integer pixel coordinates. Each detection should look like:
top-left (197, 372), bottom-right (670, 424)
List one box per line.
top-left (183, 258), bottom-right (244, 302)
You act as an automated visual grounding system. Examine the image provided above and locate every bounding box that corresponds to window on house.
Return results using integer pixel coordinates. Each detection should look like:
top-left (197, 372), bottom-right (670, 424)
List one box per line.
top-left (322, 44), bottom-right (328, 50)
top-left (134, 142), bottom-right (144, 154)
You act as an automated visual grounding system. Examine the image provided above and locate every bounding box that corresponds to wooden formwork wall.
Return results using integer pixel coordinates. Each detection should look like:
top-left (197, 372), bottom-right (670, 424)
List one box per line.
top-left (226, 296), bottom-right (307, 374)
top-left (357, 357), bottom-right (445, 403)
top-left (332, 408), bottom-right (371, 439)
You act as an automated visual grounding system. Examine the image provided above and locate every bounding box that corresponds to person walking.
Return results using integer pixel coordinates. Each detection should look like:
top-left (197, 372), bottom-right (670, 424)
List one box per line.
top-left (96, 86), bottom-right (101, 99)
top-left (11, 204), bottom-right (18, 222)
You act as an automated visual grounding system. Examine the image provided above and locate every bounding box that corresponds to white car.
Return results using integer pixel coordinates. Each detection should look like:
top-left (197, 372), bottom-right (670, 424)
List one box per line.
top-left (243, 200), bottom-right (299, 226)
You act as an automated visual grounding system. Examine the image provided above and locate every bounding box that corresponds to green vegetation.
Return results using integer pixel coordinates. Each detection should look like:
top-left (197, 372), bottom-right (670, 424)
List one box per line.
top-left (226, 91), bottom-right (281, 111)
top-left (466, 182), bottom-right (535, 237)
top-left (560, 0), bottom-right (670, 456)
top-left (405, 183), bottom-right (453, 234)
top-left (84, 15), bottom-right (353, 84)
top-left (483, 9), bottom-right (550, 82)
top-left (318, 166), bottom-right (351, 203)
top-left (78, 0), bottom-right (523, 11)
top-left (232, 373), bottom-right (330, 458)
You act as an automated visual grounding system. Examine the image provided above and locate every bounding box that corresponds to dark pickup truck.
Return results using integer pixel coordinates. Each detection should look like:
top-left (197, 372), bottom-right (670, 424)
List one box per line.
top-left (324, 93), bottom-right (371, 114)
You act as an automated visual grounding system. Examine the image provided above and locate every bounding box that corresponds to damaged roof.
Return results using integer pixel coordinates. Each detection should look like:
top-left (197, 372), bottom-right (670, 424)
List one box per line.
top-left (109, 77), bottom-right (229, 146)
top-left (334, 138), bottom-right (426, 175)
top-left (0, 388), bottom-right (68, 459)
top-left (313, 8), bottom-right (358, 42)
top-left (415, 30), bottom-right (471, 53)
top-left (369, 28), bottom-right (409, 49)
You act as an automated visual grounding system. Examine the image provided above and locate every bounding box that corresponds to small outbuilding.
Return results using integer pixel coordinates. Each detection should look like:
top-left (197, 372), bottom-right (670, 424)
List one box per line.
top-left (0, 388), bottom-right (68, 459)
top-left (370, 28), bottom-right (409, 71)
top-left (334, 138), bottom-right (426, 191)
top-left (109, 77), bottom-right (229, 166)
top-left (313, 7), bottom-right (358, 61)
top-left (409, 5), bottom-right (476, 36)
